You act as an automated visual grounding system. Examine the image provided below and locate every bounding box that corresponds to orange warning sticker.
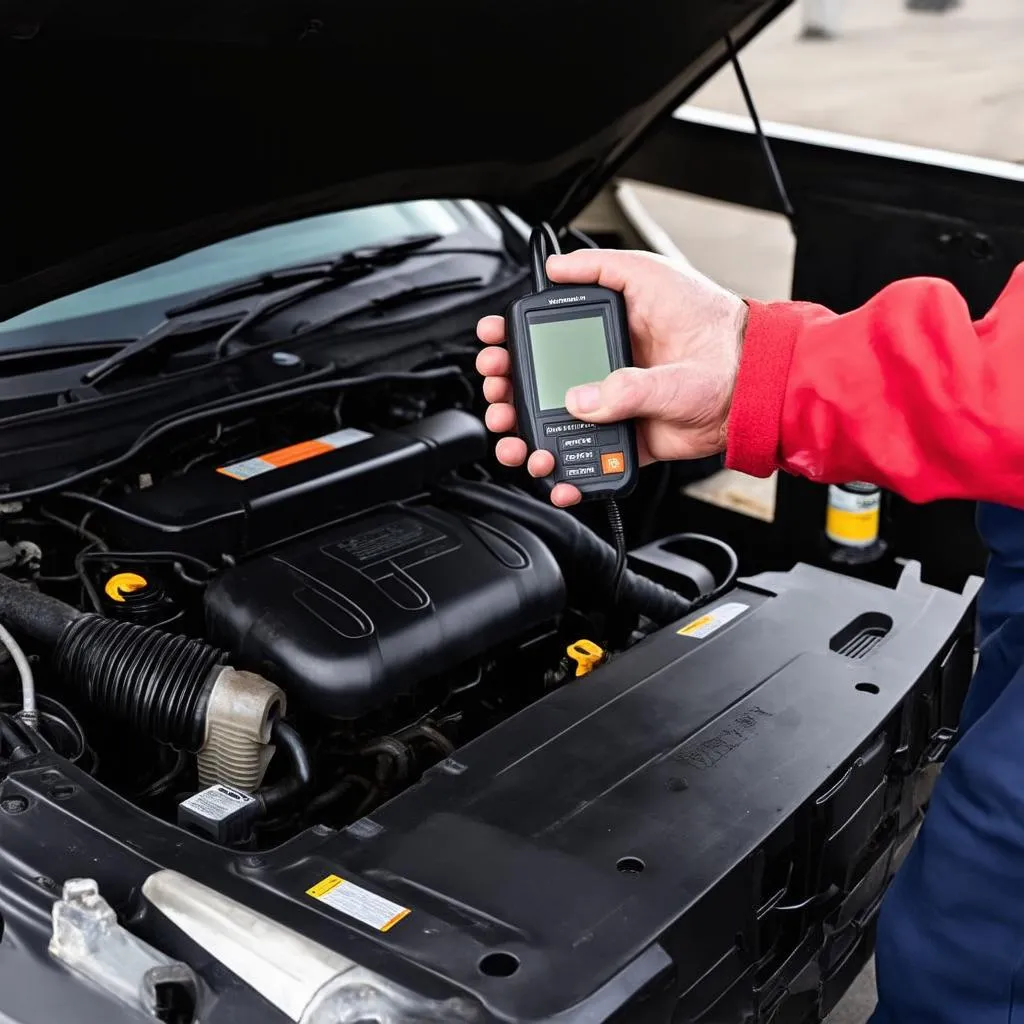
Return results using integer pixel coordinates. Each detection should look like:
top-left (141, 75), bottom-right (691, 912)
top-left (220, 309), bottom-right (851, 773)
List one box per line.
top-left (217, 428), bottom-right (372, 481)
top-left (260, 438), bottom-right (334, 468)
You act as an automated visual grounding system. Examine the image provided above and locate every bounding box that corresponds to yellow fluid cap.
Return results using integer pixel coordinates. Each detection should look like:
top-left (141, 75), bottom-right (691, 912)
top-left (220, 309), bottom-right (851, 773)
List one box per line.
top-left (566, 639), bottom-right (605, 678)
top-left (104, 572), bottom-right (149, 603)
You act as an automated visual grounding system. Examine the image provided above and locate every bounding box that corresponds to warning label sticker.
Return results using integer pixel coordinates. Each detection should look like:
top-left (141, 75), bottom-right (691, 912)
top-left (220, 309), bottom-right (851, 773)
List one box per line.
top-left (179, 784), bottom-right (256, 822)
top-left (217, 427), bottom-right (372, 481)
top-left (306, 874), bottom-right (410, 932)
top-left (677, 602), bottom-right (749, 640)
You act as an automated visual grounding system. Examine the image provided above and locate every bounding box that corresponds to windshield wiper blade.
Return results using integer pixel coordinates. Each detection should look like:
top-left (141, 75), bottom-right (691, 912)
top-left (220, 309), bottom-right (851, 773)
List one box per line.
top-left (81, 234), bottom-right (448, 387)
top-left (292, 276), bottom-right (486, 337)
top-left (165, 233), bottom-right (446, 318)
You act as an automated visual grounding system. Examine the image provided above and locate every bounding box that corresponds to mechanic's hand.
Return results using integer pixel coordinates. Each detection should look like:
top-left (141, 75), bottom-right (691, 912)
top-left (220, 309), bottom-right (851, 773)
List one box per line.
top-left (476, 248), bottom-right (747, 507)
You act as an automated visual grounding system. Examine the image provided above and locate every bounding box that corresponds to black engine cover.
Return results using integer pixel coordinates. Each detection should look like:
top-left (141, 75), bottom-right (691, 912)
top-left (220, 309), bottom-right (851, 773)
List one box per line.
top-left (204, 503), bottom-right (565, 717)
top-left (0, 561), bottom-right (978, 1024)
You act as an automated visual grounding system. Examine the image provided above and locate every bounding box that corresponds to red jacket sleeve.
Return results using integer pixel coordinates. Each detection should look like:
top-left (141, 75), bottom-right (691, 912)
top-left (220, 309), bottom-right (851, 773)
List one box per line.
top-left (726, 262), bottom-right (1024, 506)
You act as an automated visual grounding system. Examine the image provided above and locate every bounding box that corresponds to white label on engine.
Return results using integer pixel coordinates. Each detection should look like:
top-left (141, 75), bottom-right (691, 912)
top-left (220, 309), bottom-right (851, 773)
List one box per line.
top-left (216, 427), bottom-right (373, 481)
top-left (676, 602), bottom-right (749, 640)
top-left (306, 874), bottom-right (410, 932)
top-left (180, 784), bottom-right (256, 822)
top-left (316, 427), bottom-right (374, 449)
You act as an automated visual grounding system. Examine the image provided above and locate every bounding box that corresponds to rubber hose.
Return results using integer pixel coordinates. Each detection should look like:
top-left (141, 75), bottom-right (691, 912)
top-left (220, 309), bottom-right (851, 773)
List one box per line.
top-left (0, 574), bottom-right (83, 645)
top-left (0, 695), bottom-right (86, 763)
top-left (256, 720), bottom-right (313, 818)
top-left (437, 479), bottom-right (691, 624)
top-left (53, 615), bottom-right (226, 750)
top-left (0, 713), bottom-right (38, 762)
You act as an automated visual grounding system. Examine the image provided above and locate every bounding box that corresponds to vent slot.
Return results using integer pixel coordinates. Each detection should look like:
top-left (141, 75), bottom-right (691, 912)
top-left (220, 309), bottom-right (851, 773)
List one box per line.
top-left (830, 612), bottom-right (893, 660)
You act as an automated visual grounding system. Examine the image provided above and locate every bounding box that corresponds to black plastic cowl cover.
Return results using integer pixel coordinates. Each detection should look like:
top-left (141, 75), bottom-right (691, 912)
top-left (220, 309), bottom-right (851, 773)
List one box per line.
top-left (203, 503), bottom-right (565, 718)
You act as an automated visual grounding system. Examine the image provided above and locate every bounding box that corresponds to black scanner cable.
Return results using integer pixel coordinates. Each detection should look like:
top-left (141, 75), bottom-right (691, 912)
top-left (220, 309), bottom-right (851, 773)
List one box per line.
top-left (527, 225), bottom-right (629, 614)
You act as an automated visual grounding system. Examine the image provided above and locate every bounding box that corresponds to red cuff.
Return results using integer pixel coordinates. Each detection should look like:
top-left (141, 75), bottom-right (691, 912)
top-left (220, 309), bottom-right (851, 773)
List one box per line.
top-left (725, 300), bottom-right (807, 478)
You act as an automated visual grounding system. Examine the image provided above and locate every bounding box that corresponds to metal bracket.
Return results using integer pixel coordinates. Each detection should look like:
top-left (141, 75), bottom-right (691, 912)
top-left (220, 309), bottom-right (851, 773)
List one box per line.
top-left (922, 726), bottom-right (957, 765)
top-left (49, 878), bottom-right (197, 1023)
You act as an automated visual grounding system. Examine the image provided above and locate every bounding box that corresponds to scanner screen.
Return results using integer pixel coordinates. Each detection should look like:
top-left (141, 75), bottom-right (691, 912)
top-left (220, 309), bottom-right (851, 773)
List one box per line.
top-left (527, 314), bottom-right (612, 412)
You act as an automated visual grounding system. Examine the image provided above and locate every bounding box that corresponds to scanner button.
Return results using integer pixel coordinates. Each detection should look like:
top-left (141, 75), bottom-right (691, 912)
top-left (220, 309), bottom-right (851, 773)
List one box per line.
top-left (545, 421), bottom-right (594, 436)
top-left (601, 451), bottom-right (626, 475)
top-left (561, 449), bottom-right (595, 464)
top-left (564, 465), bottom-right (597, 479)
top-left (559, 433), bottom-right (595, 449)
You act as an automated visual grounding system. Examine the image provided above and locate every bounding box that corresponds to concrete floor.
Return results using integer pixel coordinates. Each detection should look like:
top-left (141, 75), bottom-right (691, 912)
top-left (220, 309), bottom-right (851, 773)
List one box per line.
top-left (631, 0), bottom-right (1024, 302)
top-left (624, 0), bottom-right (1023, 1017)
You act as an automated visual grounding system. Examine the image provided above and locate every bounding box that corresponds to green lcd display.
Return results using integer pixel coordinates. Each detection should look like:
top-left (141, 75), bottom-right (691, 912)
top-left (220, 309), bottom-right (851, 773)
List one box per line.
top-left (527, 314), bottom-right (612, 411)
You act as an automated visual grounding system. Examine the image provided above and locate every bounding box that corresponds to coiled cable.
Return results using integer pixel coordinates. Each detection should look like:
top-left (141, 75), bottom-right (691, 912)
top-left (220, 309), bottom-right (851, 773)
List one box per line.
top-left (606, 498), bottom-right (627, 613)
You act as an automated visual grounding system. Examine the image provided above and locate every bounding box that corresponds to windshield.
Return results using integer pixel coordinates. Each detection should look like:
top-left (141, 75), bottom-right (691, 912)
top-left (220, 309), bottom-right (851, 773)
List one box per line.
top-left (0, 200), bottom-right (501, 342)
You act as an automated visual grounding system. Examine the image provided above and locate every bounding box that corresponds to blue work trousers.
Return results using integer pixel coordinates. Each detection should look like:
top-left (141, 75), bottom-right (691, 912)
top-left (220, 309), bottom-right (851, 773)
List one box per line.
top-left (871, 503), bottom-right (1024, 1022)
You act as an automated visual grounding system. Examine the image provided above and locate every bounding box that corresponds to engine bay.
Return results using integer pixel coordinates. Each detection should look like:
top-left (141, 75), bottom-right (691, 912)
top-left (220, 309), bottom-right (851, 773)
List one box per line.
top-left (0, 358), bottom-right (718, 850)
top-left (0, 345), bottom-right (982, 1022)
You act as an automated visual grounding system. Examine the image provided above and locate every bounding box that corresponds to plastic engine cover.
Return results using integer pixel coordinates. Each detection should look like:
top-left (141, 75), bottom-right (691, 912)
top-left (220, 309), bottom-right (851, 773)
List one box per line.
top-left (203, 503), bottom-right (565, 717)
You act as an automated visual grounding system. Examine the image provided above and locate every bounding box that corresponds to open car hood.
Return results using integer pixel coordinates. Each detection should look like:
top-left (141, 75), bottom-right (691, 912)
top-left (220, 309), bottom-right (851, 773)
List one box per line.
top-left (2, 0), bottom-right (790, 322)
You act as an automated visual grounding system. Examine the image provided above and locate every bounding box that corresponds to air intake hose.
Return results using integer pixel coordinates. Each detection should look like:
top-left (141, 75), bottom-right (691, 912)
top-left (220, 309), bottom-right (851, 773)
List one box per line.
top-left (436, 479), bottom-right (692, 625)
top-left (0, 576), bottom-right (284, 790)
top-left (0, 575), bottom-right (83, 645)
top-left (54, 616), bottom-right (226, 750)
top-left (0, 572), bottom-right (220, 749)
top-left (0, 573), bottom-right (223, 750)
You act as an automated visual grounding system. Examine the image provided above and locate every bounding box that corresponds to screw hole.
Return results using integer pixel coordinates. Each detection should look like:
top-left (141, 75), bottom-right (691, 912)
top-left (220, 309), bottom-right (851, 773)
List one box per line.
top-left (855, 682), bottom-right (880, 695)
top-left (968, 233), bottom-right (994, 260)
top-left (50, 783), bottom-right (77, 801)
top-left (478, 951), bottom-right (520, 977)
top-left (617, 856), bottom-right (646, 874)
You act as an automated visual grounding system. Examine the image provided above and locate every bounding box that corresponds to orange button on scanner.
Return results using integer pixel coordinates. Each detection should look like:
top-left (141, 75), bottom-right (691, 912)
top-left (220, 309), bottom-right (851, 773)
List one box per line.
top-left (601, 451), bottom-right (625, 475)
